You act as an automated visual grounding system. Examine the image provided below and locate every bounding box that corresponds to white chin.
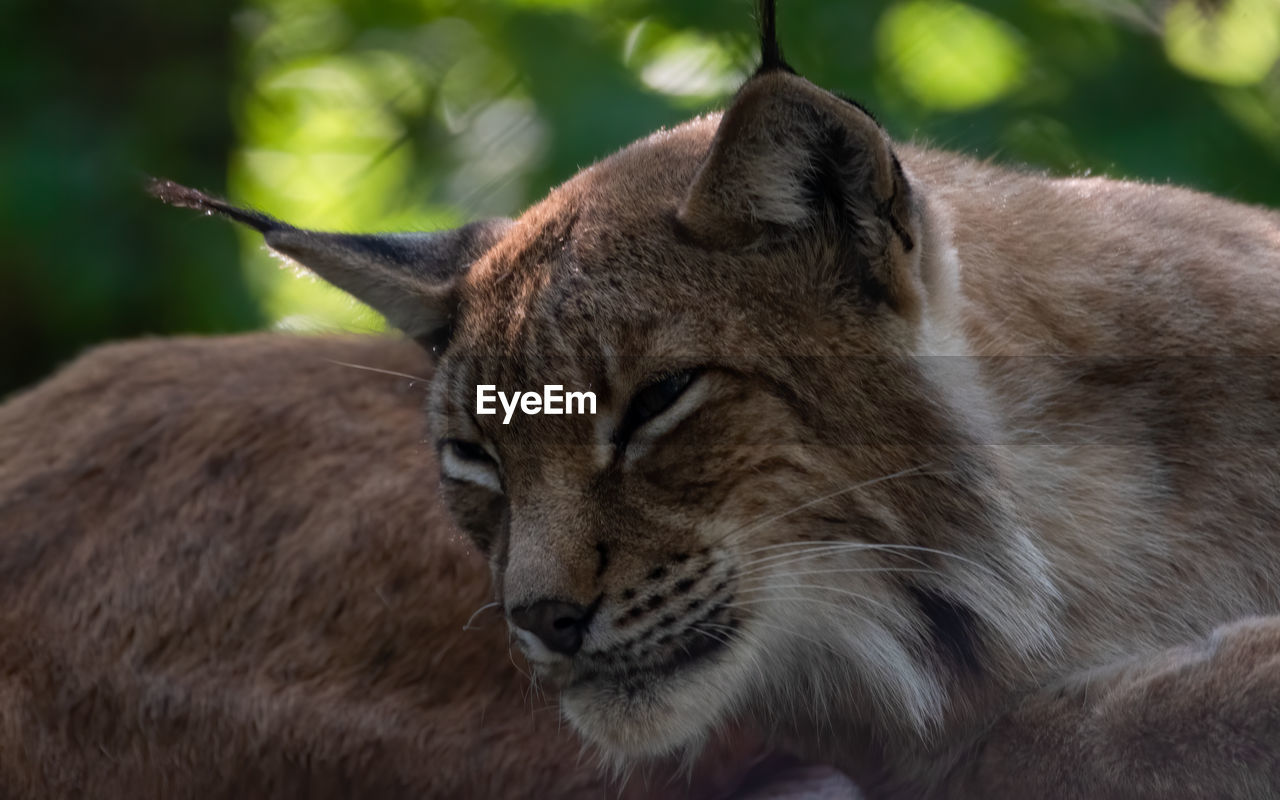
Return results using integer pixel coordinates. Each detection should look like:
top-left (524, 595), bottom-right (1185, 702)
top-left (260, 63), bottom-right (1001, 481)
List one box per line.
top-left (559, 666), bottom-right (736, 760)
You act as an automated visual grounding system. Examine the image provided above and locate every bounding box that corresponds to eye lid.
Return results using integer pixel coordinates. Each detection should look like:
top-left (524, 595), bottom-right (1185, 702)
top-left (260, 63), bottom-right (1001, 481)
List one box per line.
top-left (438, 437), bottom-right (497, 464)
top-left (437, 437), bottom-right (504, 494)
top-left (612, 367), bottom-right (704, 451)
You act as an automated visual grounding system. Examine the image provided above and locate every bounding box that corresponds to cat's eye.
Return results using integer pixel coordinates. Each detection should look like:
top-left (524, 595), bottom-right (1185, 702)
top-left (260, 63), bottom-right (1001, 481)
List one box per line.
top-left (442, 439), bottom-right (493, 463)
top-left (613, 369), bottom-right (700, 448)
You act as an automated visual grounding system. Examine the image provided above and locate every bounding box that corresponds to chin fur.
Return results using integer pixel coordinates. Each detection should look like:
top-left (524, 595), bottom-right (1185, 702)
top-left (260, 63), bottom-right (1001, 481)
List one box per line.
top-left (559, 636), bottom-right (764, 767)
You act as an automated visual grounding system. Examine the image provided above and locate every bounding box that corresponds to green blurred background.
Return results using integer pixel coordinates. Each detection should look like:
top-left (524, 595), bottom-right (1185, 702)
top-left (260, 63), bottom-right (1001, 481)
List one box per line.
top-left (3, 0), bottom-right (1279, 396)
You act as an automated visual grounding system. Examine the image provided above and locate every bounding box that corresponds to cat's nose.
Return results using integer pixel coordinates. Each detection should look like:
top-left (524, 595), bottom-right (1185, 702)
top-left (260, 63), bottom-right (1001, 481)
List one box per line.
top-left (509, 599), bottom-right (593, 656)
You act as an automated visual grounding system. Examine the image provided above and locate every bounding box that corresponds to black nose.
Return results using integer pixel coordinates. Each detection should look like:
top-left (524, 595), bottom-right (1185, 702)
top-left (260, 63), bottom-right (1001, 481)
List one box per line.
top-left (509, 599), bottom-right (592, 656)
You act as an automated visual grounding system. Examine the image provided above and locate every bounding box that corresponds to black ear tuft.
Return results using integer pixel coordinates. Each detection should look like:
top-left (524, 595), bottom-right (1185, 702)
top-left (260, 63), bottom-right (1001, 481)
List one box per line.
top-left (149, 177), bottom-right (511, 348)
top-left (756, 0), bottom-right (796, 75)
top-left (147, 178), bottom-right (282, 235)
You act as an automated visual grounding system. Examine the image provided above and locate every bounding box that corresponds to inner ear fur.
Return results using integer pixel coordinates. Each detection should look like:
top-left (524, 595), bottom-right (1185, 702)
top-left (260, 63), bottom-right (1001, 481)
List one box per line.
top-left (678, 72), bottom-right (922, 316)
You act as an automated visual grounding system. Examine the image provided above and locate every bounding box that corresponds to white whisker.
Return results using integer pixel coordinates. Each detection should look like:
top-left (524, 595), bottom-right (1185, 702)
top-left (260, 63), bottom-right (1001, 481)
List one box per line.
top-left (726, 594), bottom-right (880, 620)
top-left (689, 623), bottom-right (735, 648)
top-left (700, 619), bottom-right (832, 653)
top-left (706, 463), bottom-right (938, 547)
top-left (734, 543), bottom-right (930, 576)
top-left (736, 582), bottom-right (896, 614)
top-left (736, 542), bottom-right (993, 576)
top-left (325, 358), bottom-right (431, 384)
top-left (738, 564), bottom-right (945, 582)
top-left (462, 601), bottom-right (501, 631)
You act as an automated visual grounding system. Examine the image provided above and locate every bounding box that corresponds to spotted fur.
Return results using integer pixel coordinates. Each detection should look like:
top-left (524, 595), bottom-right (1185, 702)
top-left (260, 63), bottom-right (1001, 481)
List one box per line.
top-left (55, 18), bottom-right (1280, 800)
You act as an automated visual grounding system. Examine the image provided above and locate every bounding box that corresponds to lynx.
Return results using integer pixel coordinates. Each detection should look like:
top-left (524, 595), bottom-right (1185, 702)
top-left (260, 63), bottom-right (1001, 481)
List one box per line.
top-left (8, 1), bottom-right (1280, 797)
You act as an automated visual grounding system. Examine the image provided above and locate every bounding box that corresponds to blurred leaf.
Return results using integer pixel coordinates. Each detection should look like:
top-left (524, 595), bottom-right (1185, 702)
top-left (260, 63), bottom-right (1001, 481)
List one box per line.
top-left (628, 23), bottom-right (749, 100)
top-left (1164, 0), bottom-right (1280, 86)
top-left (876, 0), bottom-right (1029, 111)
top-left (7, 0), bottom-right (1280, 393)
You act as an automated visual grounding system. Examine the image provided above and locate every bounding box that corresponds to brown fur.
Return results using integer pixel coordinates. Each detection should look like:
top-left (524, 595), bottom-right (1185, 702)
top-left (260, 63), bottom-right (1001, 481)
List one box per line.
top-left (11, 48), bottom-right (1280, 800)
top-left (0, 334), bottom-right (762, 798)
top-left (421, 71), bottom-right (1280, 798)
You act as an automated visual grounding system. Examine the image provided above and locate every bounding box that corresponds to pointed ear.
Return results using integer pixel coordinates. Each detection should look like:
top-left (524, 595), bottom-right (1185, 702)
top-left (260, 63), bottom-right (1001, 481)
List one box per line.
top-left (148, 180), bottom-right (510, 349)
top-left (677, 72), bottom-right (921, 316)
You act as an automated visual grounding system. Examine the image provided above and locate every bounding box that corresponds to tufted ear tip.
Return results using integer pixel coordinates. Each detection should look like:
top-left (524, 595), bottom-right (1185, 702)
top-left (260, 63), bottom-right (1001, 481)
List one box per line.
top-left (148, 177), bottom-right (290, 235)
top-left (755, 0), bottom-right (795, 76)
top-left (149, 178), bottom-right (511, 349)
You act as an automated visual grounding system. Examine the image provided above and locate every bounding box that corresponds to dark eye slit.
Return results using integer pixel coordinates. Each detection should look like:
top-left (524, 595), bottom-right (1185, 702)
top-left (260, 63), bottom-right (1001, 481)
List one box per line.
top-left (612, 369), bottom-right (701, 450)
top-left (440, 438), bottom-right (493, 463)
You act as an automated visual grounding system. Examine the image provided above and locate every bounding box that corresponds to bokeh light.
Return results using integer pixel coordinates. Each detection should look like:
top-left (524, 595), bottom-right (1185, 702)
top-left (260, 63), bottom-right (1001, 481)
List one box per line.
top-left (1164, 0), bottom-right (1280, 87)
top-left (6, 0), bottom-right (1280, 393)
top-left (876, 0), bottom-right (1028, 111)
